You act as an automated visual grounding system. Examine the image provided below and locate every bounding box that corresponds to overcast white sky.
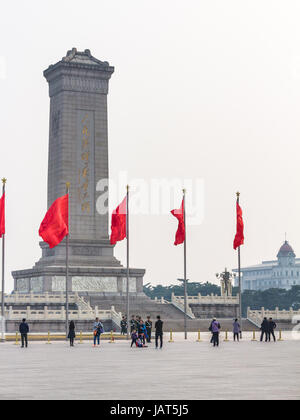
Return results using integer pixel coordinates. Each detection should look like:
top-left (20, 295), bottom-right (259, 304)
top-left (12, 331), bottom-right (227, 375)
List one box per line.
top-left (1, 0), bottom-right (300, 292)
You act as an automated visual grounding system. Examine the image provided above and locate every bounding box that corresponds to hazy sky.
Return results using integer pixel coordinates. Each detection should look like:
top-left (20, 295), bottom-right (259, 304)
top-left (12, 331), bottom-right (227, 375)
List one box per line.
top-left (1, 0), bottom-right (300, 292)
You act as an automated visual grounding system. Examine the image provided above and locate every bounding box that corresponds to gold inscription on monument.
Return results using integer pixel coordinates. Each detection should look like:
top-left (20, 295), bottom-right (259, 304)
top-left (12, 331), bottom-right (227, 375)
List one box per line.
top-left (78, 113), bottom-right (92, 213)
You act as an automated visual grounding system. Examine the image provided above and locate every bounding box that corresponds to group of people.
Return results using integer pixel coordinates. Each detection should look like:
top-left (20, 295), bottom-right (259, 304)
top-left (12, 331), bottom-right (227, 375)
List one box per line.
top-left (260, 317), bottom-right (277, 342)
top-left (129, 315), bottom-right (163, 349)
top-left (18, 315), bottom-right (278, 348)
top-left (208, 316), bottom-right (278, 347)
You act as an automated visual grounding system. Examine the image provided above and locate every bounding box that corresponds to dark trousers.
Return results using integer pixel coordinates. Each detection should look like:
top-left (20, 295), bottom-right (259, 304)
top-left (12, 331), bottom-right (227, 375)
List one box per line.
top-left (139, 333), bottom-right (145, 345)
top-left (70, 337), bottom-right (74, 346)
top-left (233, 332), bottom-right (239, 341)
top-left (146, 328), bottom-right (151, 343)
top-left (131, 338), bottom-right (137, 347)
top-left (260, 331), bottom-right (268, 342)
top-left (21, 333), bottom-right (28, 348)
top-left (121, 327), bottom-right (127, 335)
top-left (155, 332), bottom-right (163, 348)
top-left (212, 332), bottom-right (219, 347)
top-left (268, 331), bottom-right (276, 342)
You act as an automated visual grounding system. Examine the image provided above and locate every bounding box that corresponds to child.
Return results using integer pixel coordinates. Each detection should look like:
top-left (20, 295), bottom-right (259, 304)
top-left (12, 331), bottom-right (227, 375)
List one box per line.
top-left (131, 329), bottom-right (138, 347)
top-left (136, 336), bottom-right (148, 348)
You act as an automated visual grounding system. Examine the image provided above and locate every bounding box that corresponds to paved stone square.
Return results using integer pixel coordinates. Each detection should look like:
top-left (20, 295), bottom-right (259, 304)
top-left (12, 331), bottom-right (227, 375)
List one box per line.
top-left (0, 334), bottom-right (299, 400)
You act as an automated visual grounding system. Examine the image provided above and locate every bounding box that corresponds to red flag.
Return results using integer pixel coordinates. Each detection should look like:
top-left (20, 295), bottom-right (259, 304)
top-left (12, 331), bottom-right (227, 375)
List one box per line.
top-left (39, 194), bottom-right (69, 248)
top-left (171, 199), bottom-right (185, 246)
top-left (233, 201), bottom-right (244, 250)
top-left (110, 196), bottom-right (127, 245)
top-left (0, 192), bottom-right (5, 237)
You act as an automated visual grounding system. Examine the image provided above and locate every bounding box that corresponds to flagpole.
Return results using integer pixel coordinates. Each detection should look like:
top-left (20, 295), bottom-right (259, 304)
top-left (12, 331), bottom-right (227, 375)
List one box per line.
top-left (126, 185), bottom-right (130, 340)
top-left (65, 182), bottom-right (70, 340)
top-left (236, 191), bottom-right (242, 338)
top-left (1, 178), bottom-right (6, 343)
top-left (183, 189), bottom-right (187, 340)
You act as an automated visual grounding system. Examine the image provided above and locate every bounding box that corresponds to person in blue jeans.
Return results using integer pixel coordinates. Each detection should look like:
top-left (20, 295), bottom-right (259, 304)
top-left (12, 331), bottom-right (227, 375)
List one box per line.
top-left (93, 318), bottom-right (104, 347)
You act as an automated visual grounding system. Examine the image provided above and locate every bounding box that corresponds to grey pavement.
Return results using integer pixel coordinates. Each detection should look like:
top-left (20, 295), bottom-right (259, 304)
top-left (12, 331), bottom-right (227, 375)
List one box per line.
top-left (0, 336), bottom-right (299, 400)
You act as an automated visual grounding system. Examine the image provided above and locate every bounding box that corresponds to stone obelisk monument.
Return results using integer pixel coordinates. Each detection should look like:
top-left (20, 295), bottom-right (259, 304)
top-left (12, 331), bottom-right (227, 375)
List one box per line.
top-left (12, 48), bottom-right (145, 296)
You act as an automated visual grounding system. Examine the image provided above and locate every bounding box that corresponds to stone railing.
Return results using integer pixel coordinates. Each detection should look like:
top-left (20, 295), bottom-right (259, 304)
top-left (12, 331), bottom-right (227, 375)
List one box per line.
top-left (0, 292), bottom-right (78, 304)
top-left (110, 306), bottom-right (123, 327)
top-left (3, 305), bottom-right (122, 322)
top-left (154, 296), bottom-right (169, 304)
top-left (247, 307), bottom-right (300, 323)
top-left (170, 295), bottom-right (195, 319)
top-left (171, 293), bottom-right (239, 305)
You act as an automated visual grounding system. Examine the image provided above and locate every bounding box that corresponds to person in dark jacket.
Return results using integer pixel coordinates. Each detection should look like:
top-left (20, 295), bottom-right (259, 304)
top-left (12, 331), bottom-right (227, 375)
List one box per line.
top-left (268, 318), bottom-right (277, 342)
top-left (19, 319), bottom-right (29, 348)
top-left (145, 316), bottom-right (152, 343)
top-left (260, 317), bottom-right (269, 342)
top-left (68, 320), bottom-right (76, 347)
top-left (120, 316), bottom-right (127, 335)
top-left (130, 329), bottom-right (138, 347)
top-left (130, 315), bottom-right (136, 333)
top-left (155, 315), bottom-right (163, 349)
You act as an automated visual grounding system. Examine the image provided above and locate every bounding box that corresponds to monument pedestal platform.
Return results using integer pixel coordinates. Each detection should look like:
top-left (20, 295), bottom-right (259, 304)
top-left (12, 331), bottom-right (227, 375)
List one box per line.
top-left (12, 265), bottom-right (145, 296)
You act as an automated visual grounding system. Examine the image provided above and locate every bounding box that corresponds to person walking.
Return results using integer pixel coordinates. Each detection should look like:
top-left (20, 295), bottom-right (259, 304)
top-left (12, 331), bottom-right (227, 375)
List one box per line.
top-left (145, 316), bottom-right (152, 343)
top-left (93, 317), bottom-right (104, 347)
top-left (233, 318), bottom-right (240, 342)
top-left (130, 329), bottom-right (138, 347)
top-left (260, 317), bottom-right (269, 342)
top-left (155, 315), bottom-right (163, 349)
top-left (68, 320), bottom-right (76, 347)
top-left (211, 318), bottom-right (221, 347)
top-left (19, 319), bottom-right (29, 348)
top-left (268, 318), bottom-right (277, 342)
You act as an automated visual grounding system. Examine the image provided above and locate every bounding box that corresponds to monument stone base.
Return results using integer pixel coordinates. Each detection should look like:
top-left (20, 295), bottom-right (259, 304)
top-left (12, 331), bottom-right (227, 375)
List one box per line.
top-left (12, 239), bottom-right (145, 296)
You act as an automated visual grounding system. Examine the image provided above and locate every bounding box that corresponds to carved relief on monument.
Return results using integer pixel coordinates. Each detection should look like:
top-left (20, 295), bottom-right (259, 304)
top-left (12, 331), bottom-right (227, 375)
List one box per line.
top-left (72, 277), bottom-right (118, 292)
top-left (30, 277), bottom-right (43, 293)
top-left (16, 278), bottom-right (30, 293)
top-left (77, 111), bottom-right (95, 216)
top-left (51, 110), bottom-right (60, 137)
top-left (52, 276), bottom-right (66, 292)
top-left (122, 278), bottom-right (137, 293)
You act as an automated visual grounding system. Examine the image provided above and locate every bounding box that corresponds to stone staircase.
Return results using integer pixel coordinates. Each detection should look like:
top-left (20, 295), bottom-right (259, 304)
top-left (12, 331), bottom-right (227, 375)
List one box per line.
top-left (84, 295), bottom-right (258, 332)
top-left (87, 295), bottom-right (184, 320)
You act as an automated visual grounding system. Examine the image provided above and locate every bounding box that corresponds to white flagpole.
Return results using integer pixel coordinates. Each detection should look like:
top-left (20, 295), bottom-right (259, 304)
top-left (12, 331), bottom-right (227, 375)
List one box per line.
top-left (236, 191), bottom-right (242, 339)
top-left (1, 178), bottom-right (6, 343)
top-left (126, 185), bottom-right (130, 340)
top-left (183, 189), bottom-right (187, 340)
top-left (65, 182), bottom-right (70, 340)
